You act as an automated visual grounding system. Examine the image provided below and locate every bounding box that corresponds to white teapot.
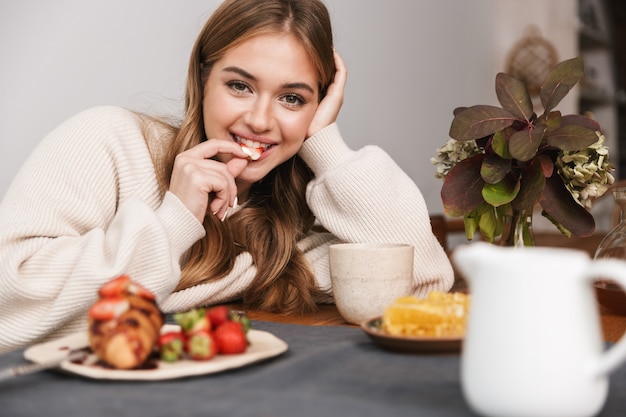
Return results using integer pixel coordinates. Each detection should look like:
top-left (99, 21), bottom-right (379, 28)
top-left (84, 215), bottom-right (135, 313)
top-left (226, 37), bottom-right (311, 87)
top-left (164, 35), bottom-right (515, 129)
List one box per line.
top-left (453, 242), bottom-right (626, 417)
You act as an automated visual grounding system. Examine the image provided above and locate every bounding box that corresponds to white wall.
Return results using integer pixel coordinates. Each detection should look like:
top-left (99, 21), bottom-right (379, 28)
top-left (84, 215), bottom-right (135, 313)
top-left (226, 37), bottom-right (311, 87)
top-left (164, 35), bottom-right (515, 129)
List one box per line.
top-left (0, 0), bottom-right (579, 220)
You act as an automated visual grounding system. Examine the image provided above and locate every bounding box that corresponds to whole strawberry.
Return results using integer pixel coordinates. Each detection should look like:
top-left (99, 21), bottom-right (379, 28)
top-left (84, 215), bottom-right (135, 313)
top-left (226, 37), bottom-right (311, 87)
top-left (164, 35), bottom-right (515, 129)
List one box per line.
top-left (207, 306), bottom-right (230, 330)
top-left (229, 310), bottom-right (251, 334)
top-left (213, 321), bottom-right (248, 354)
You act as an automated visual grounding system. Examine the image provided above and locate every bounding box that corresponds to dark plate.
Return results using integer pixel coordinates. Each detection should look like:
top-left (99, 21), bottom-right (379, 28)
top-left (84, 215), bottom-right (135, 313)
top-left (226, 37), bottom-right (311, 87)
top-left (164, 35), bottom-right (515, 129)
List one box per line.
top-left (361, 317), bottom-right (462, 353)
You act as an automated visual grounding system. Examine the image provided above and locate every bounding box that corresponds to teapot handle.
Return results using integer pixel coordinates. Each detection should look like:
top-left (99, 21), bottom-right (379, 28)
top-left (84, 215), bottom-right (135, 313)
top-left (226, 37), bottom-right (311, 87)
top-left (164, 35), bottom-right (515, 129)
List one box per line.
top-left (586, 258), bottom-right (626, 377)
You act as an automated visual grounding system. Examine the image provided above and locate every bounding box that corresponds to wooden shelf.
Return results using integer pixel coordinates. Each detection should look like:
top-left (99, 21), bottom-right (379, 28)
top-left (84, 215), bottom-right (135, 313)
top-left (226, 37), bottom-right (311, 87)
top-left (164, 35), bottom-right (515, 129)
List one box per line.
top-left (579, 25), bottom-right (611, 49)
top-left (580, 86), bottom-right (615, 104)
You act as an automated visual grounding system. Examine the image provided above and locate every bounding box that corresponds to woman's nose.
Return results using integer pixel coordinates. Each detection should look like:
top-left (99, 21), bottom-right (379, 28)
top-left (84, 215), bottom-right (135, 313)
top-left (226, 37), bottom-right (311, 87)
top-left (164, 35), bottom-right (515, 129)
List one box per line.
top-left (244, 97), bottom-right (273, 133)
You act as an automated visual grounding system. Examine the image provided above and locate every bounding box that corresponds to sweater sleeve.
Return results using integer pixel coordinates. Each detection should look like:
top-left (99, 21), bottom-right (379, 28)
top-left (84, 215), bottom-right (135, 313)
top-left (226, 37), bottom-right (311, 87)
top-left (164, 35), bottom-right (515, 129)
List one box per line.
top-left (0, 107), bottom-right (205, 353)
top-left (297, 124), bottom-right (454, 297)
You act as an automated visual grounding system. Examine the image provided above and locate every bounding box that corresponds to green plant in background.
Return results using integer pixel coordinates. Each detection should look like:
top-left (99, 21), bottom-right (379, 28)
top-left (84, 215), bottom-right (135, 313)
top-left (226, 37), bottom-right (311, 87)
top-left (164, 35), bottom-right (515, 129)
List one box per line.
top-left (431, 56), bottom-right (614, 242)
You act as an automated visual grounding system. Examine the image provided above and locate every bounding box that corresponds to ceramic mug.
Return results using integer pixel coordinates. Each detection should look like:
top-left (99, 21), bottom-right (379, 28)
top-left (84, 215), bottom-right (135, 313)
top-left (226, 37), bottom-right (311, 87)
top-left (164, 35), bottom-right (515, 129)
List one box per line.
top-left (328, 243), bottom-right (414, 325)
top-left (453, 243), bottom-right (626, 417)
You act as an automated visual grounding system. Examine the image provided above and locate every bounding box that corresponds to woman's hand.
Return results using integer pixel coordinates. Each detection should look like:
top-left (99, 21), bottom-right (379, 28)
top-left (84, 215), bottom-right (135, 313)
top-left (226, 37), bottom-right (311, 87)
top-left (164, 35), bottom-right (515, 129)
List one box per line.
top-left (169, 140), bottom-right (249, 223)
top-left (307, 50), bottom-right (347, 138)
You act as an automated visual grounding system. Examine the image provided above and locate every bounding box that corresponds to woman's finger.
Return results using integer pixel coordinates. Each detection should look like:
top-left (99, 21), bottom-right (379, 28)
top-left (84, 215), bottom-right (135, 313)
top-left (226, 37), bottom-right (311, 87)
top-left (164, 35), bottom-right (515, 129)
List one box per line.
top-left (184, 139), bottom-right (250, 160)
top-left (307, 49), bottom-right (347, 138)
top-left (170, 153), bottom-right (240, 222)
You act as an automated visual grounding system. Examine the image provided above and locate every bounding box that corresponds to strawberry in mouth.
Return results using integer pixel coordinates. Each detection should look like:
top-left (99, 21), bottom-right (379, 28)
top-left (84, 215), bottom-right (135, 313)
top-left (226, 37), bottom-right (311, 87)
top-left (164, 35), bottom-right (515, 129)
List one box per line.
top-left (234, 135), bottom-right (272, 161)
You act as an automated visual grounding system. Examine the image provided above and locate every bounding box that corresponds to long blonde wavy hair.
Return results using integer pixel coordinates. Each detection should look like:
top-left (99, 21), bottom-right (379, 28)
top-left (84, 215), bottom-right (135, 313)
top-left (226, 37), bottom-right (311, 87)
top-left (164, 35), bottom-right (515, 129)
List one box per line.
top-left (148, 0), bottom-right (336, 314)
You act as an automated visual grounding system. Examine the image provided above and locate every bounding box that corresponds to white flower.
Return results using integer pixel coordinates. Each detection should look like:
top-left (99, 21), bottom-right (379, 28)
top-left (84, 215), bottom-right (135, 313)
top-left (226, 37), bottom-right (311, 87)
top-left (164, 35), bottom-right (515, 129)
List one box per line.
top-left (556, 132), bottom-right (614, 209)
top-left (431, 139), bottom-right (480, 179)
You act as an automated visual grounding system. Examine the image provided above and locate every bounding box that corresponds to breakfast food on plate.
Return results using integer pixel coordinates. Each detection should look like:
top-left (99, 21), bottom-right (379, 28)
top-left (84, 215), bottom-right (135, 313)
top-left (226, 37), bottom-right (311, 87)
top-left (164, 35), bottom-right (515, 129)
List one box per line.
top-left (168, 307), bottom-right (250, 361)
top-left (239, 142), bottom-right (263, 161)
top-left (88, 275), bottom-right (164, 369)
top-left (87, 275), bottom-right (252, 368)
top-left (382, 291), bottom-right (469, 338)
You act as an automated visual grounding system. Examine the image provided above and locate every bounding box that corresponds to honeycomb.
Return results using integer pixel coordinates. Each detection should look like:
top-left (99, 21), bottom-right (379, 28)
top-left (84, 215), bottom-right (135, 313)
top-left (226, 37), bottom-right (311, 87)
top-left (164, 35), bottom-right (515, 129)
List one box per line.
top-left (382, 291), bottom-right (469, 338)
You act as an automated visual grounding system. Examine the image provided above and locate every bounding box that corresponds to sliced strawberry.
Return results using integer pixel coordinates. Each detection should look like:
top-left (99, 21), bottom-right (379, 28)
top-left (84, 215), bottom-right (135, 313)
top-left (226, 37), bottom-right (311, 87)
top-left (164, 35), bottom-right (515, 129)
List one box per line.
top-left (185, 329), bottom-right (217, 360)
top-left (174, 308), bottom-right (211, 336)
top-left (158, 331), bottom-right (186, 362)
top-left (128, 282), bottom-right (156, 301)
top-left (207, 306), bottom-right (230, 330)
top-left (98, 275), bottom-right (131, 298)
top-left (98, 275), bottom-right (156, 300)
top-left (88, 297), bottom-right (130, 321)
top-left (213, 321), bottom-right (248, 354)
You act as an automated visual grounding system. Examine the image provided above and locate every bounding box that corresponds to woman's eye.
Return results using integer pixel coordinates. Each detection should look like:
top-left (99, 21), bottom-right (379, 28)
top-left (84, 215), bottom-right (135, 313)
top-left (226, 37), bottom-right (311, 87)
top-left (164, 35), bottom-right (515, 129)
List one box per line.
top-left (282, 93), bottom-right (306, 107)
top-left (227, 81), bottom-right (251, 94)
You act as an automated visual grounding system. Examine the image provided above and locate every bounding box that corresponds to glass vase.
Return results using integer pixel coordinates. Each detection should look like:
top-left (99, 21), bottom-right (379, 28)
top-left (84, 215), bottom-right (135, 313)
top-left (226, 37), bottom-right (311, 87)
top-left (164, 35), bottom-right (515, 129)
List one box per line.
top-left (593, 187), bottom-right (626, 315)
top-left (595, 187), bottom-right (626, 260)
top-left (499, 209), bottom-right (535, 247)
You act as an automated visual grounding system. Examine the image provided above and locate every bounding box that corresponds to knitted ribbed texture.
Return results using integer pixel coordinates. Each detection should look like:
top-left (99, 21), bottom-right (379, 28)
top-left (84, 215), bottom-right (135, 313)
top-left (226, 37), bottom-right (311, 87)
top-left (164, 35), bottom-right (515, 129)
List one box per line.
top-left (299, 124), bottom-right (454, 297)
top-left (0, 106), bottom-right (453, 353)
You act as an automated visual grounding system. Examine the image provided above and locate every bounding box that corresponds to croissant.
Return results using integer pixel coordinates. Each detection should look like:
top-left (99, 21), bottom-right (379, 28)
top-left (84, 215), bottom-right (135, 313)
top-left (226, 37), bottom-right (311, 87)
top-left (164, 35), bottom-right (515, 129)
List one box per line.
top-left (88, 275), bottom-right (163, 369)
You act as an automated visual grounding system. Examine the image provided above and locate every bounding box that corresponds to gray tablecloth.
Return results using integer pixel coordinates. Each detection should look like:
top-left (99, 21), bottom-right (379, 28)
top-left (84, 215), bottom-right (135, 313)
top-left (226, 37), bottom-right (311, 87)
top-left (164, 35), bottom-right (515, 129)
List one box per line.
top-left (1, 321), bottom-right (626, 417)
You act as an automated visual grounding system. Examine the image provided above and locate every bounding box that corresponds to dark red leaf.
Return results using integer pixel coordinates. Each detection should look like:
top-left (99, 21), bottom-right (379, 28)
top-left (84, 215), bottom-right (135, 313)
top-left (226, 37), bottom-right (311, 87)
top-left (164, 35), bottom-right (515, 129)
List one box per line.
top-left (536, 154), bottom-right (555, 177)
top-left (453, 107), bottom-right (468, 116)
top-left (511, 158), bottom-right (545, 211)
top-left (441, 155), bottom-right (485, 217)
top-left (544, 125), bottom-right (599, 151)
top-left (560, 114), bottom-right (601, 131)
top-left (540, 56), bottom-right (584, 113)
top-left (495, 73), bottom-right (533, 122)
top-left (481, 154), bottom-right (511, 184)
top-left (509, 125), bottom-right (546, 161)
top-left (539, 172), bottom-right (595, 237)
top-left (449, 105), bottom-right (517, 141)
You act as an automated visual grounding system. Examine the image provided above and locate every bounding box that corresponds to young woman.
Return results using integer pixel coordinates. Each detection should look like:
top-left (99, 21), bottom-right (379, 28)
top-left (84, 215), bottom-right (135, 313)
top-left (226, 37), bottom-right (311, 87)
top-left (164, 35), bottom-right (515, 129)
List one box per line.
top-left (0, 0), bottom-right (453, 353)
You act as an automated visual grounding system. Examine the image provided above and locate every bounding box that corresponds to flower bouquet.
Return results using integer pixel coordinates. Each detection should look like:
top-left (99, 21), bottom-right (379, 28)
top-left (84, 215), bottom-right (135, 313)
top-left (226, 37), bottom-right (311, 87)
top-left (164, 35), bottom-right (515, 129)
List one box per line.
top-left (431, 56), bottom-right (614, 244)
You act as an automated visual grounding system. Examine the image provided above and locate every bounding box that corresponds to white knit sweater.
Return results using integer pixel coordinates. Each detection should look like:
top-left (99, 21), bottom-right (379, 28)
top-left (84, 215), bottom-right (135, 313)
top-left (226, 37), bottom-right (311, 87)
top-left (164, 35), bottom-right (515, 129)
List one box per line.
top-left (0, 106), bottom-right (453, 353)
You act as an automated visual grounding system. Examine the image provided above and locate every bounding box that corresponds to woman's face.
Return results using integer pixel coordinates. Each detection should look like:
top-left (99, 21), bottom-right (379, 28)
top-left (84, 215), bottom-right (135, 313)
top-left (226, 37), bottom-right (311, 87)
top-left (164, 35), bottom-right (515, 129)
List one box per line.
top-left (202, 32), bottom-right (320, 188)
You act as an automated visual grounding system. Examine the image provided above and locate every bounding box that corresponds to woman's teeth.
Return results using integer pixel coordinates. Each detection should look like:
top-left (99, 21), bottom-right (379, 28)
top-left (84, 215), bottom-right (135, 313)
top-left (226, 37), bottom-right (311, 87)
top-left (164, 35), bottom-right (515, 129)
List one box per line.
top-left (235, 136), bottom-right (269, 161)
top-left (241, 145), bottom-right (262, 161)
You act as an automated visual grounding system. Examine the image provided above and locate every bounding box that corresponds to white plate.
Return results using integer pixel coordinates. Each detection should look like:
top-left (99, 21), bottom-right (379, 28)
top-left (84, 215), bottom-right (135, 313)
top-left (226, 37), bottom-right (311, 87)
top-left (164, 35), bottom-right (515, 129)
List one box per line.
top-left (23, 324), bottom-right (288, 380)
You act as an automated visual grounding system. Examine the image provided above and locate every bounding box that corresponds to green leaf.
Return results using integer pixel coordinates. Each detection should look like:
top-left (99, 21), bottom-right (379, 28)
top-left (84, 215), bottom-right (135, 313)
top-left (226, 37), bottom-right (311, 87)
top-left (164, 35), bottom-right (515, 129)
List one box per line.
top-left (511, 157), bottom-right (546, 211)
top-left (478, 207), bottom-right (498, 243)
top-left (540, 56), bottom-right (584, 113)
top-left (441, 155), bottom-right (485, 217)
top-left (509, 125), bottom-right (546, 161)
top-left (465, 204), bottom-right (499, 242)
top-left (539, 172), bottom-right (595, 237)
top-left (491, 129), bottom-right (512, 159)
top-left (496, 73), bottom-right (534, 121)
top-left (482, 174), bottom-right (520, 207)
top-left (463, 215), bottom-right (479, 240)
top-left (481, 154), bottom-right (511, 184)
top-left (544, 124), bottom-right (599, 151)
top-left (449, 105), bottom-right (517, 141)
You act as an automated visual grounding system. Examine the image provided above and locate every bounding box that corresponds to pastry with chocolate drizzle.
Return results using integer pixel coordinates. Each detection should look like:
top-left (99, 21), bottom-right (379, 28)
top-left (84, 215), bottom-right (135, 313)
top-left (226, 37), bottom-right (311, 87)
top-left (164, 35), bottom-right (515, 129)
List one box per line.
top-left (88, 275), bottom-right (163, 369)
